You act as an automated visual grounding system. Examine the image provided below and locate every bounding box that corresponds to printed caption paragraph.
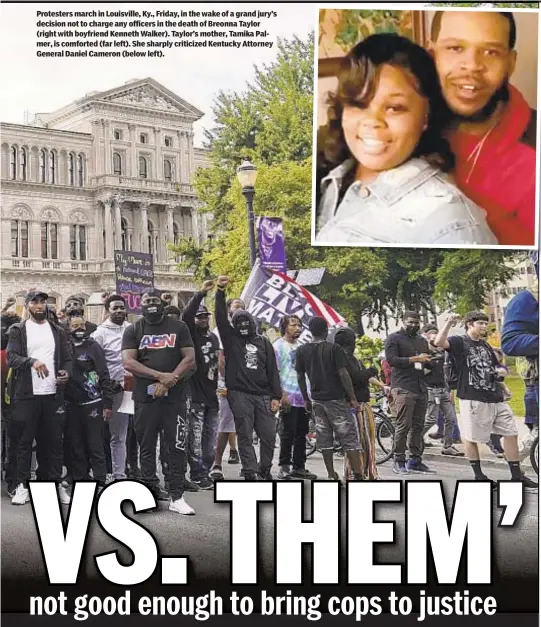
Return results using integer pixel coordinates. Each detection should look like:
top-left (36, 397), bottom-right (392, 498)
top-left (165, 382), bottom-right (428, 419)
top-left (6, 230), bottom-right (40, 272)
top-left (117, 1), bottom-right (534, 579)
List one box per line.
top-left (30, 590), bottom-right (498, 622)
top-left (36, 8), bottom-right (278, 58)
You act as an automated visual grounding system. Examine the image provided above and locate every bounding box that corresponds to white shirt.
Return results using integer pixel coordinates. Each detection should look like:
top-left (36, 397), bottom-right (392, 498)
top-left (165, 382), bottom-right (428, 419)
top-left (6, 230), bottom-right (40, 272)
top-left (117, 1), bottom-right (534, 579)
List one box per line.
top-left (26, 319), bottom-right (57, 395)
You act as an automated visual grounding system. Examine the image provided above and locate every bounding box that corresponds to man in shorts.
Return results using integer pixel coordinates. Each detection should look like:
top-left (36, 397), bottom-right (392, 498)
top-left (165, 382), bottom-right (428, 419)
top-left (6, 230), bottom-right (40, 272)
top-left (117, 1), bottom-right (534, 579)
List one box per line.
top-left (435, 311), bottom-right (537, 488)
top-left (295, 317), bottom-right (363, 482)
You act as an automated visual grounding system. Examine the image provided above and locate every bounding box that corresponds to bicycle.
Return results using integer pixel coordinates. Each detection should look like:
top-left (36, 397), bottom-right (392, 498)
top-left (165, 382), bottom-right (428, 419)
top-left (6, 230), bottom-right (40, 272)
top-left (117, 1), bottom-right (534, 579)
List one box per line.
top-left (530, 434), bottom-right (539, 475)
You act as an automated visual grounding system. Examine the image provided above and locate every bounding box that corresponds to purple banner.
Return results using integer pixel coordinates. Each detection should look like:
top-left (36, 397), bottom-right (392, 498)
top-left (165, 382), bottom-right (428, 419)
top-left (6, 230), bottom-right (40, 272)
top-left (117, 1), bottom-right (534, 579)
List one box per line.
top-left (256, 217), bottom-right (287, 273)
top-left (114, 250), bottom-right (154, 314)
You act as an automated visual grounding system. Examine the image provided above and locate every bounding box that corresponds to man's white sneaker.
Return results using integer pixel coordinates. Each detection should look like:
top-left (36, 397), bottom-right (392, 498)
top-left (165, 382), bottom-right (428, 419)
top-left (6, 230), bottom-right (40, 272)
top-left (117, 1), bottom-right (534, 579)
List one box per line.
top-left (11, 483), bottom-right (30, 505)
top-left (58, 483), bottom-right (71, 505)
top-left (169, 496), bottom-right (195, 516)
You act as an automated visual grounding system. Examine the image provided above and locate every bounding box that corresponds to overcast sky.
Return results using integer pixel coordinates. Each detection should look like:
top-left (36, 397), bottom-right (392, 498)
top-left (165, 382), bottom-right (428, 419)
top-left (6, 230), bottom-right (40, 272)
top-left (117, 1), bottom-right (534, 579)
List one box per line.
top-left (0, 2), bottom-right (315, 146)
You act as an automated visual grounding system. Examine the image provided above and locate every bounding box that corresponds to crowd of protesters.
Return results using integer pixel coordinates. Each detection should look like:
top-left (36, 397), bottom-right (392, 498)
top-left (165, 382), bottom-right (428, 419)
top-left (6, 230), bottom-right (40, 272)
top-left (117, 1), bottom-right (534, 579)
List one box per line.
top-left (1, 269), bottom-right (537, 515)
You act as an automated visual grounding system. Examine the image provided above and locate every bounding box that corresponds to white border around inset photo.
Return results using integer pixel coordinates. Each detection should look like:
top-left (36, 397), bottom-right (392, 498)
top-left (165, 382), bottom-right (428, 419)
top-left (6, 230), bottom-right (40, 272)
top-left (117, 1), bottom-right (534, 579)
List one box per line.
top-left (311, 3), bottom-right (540, 251)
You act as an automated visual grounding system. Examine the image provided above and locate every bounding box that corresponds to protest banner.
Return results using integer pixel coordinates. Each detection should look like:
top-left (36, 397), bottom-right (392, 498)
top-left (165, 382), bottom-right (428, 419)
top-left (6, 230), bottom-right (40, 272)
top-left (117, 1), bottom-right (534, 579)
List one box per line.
top-left (256, 217), bottom-right (287, 273)
top-left (114, 250), bottom-right (154, 314)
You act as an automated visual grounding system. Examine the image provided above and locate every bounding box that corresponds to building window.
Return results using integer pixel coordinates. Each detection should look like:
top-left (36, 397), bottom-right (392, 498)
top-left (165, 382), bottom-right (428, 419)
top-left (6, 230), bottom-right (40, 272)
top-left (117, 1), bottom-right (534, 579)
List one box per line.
top-left (77, 154), bottom-right (84, 186)
top-left (41, 222), bottom-right (58, 259)
top-left (121, 218), bottom-right (128, 251)
top-left (20, 148), bottom-right (27, 181)
top-left (70, 224), bottom-right (87, 260)
top-left (173, 222), bottom-right (179, 245)
top-left (148, 221), bottom-right (154, 255)
top-left (164, 159), bottom-right (172, 181)
top-left (113, 152), bottom-right (122, 175)
top-left (114, 129), bottom-right (122, 140)
top-left (68, 154), bottom-right (75, 185)
top-left (40, 149), bottom-right (47, 183)
top-left (49, 150), bottom-right (56, 184)
top-left (164, 136), bottom-right (172, 147)
top-left (10, 146), bottom-right (17, 180)
top-left (140, 133), bottom-right (147, 144)
top-left (139, 156), bottom-right (148, 179)
top-left (181, 209), bottom-right (193, 239)
top-left (11, 220), bottom-right (29, 258)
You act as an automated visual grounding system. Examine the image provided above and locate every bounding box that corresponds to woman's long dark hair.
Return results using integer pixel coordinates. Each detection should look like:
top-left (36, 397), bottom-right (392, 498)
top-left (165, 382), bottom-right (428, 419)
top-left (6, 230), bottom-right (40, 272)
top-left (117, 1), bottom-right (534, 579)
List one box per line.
top-left (317, 33), bottom-right (455, 203)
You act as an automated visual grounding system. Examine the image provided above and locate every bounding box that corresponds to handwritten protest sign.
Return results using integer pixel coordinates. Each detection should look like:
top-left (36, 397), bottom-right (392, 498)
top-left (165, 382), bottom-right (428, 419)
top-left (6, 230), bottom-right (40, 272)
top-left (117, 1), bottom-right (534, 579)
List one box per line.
top-left (114, 250), bottom-right (154, 314)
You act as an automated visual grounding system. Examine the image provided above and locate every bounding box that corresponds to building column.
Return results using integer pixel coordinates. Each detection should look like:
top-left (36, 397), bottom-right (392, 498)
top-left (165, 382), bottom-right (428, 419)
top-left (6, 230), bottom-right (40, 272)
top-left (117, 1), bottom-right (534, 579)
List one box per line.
top-left (140, 201), bottom-right (149, 253)
top-left (60, 223), bottom-right (70, 261)
top-left (31, 221), bottom-right (41, 259)
top-left (191, 207), bottom-right (200, 245)
top-left (113, 195), bottom-right (123, 251)
top-left (128, 123), bottom-right (137, 177)
top-left (91, 120), bottom-right (102, 176)
top-left (154, 128), bottom-right (162, 180)
top-left (180, 131), bottom-right (188, 183)
top-left (103, 120), bottom-right (111, 175)
top-left (187, 131), bottom-right (194, 181)
top-left (94, 200), bottom-right (104, 260)
top-left (103, 197), bottom-right (114, 260)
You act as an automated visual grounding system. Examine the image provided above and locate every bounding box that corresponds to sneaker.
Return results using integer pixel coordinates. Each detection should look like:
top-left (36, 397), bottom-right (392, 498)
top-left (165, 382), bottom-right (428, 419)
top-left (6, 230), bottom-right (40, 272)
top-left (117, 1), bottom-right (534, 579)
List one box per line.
top-left (105, 473), bottom-right (114, 485)
top-left (475, 475), bottom-right (498, 490)
top-left (442, 446), bottom-right (465, 457)
top-left (209, 465), bottom-right (224, 480)
top-left (257, 470), bottom-right (273, 481)
top-left (290, 468), bottom-right (318, 480)
top-left (183, 479), bottom-right (200, 492)
top-left (57, 483), bottom-right (71, 505)
top-left (428, 432), bottom-right (444, 440)
top-left (228, 449), bottom-right (240, 465)
top-left (423, 440), bottom-right (435, 448)
top-left (11, 483), bottom-right (30, 505)
top-left (193, 478), bottom-right (214, 490)
top-left (327, 472), bottom-right (344, 487)
top-left (277, 466), bottom-right (291, 480)
top-left (244, 473), bottom-right (259, 481)
top-left (126, 468), bottom-right (142, 481)
top-left (513, 475), bottom-right (538, 490)
top-left (406, 460), bottom-right (436, 474)
top-left (169, 496), bottom-right (195, 516)
top-left (352, 473), bottom-right (365, 481)
top-left (7, 486), bottom-right (16, 498)
top-left (393, 461), bottom-right (409, 475)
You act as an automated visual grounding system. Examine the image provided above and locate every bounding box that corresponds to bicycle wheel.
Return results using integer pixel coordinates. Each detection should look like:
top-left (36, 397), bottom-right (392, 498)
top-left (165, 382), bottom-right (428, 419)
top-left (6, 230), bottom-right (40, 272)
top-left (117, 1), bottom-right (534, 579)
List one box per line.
top-left (375, 414), bottom-right (395, 465)
top-left (530, 436), bottom-right (539, 475)
top-left (305, 435), bottom-right (317, 458)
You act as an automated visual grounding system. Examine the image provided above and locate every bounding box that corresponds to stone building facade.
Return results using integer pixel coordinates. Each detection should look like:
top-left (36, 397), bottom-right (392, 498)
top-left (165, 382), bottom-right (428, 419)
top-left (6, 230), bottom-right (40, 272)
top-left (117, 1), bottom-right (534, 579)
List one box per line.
top-left (1, 77), bottom-right (211, 321)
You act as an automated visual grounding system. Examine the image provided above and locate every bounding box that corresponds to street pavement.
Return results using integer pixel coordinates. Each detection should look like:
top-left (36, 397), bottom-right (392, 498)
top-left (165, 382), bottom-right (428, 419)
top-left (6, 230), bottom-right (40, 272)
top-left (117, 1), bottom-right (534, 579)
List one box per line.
top-left (2, 446), bottom-right (538, 611)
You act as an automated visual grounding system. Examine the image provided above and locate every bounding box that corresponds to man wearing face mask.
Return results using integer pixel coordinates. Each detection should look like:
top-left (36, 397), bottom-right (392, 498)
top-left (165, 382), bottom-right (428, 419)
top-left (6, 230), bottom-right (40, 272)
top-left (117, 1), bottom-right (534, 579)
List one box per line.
top-left (429, 11), bottom-right (536, 245)
top-left (385, 311), bottom-right (435, 475)
top-left (92, 294), bottom-right (131, 482)
top-left (181, 281), bottom-right (220, 489)
top-left (65, 316), bottom-right (113, 488)
top-left (122, 289), bottom-right (197, 514)
top-left (215, 276), bottom-right (281, 481)
top-left (64, 296), bottom-right (98, 336)
top-left (6, 291), bottom-right (72, 505)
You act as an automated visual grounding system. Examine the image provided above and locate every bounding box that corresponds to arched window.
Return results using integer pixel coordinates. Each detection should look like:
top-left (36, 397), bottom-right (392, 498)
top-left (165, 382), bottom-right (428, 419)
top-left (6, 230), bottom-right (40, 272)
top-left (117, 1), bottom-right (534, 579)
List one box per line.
top-left (41, 222), bottom-right (58, 259)
top-left (70, 224), bottom-right (87, 260)
top-left (10, 147), bottom-right (17, 180)
top-left (113, 152), bottom-right (122, 176)
top-left (68, 154), bottom-right (75, 185)
top-left (49, 150), bottom-right (56, 184)
top-left (20, 148), bottom-right (27, 181)
top-left (11, 220), bottom-right (29, 258)
top-left (147, 221), bottom-right (154, 255)
top-left (139, 156), bottom-right (147, 179)
top-left (39, 149), bottom-right (47, 183)
top-left (77, 154), bottom-right (84, 186)
top-left (121, 218), bottom-right (128, 251)
top-left (181, 209), bottom-right (193, 240)
top-left (164, 159), bottom-right (172, 181)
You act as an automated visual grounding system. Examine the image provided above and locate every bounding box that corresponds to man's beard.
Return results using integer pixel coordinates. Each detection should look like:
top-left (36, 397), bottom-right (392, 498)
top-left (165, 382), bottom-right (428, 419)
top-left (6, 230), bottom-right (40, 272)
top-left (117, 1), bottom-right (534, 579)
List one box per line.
top-left (453, 81), bottom-right (510, 124)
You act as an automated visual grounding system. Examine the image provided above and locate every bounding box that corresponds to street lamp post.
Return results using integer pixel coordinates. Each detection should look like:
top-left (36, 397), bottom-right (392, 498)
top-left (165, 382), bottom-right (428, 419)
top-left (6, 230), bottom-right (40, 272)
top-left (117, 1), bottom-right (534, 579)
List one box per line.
top-left (237, 158), bottom-right (258, 267)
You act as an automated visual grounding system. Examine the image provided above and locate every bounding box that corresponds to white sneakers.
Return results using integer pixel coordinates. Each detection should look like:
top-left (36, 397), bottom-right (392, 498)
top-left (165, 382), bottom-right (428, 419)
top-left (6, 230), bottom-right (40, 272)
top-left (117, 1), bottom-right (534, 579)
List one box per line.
top-left (169, 496), bottom-right (195, 516)
top-left (57, 483), bottom-right (71, 505)
top-left (11, 484), bottom-right (30, 505)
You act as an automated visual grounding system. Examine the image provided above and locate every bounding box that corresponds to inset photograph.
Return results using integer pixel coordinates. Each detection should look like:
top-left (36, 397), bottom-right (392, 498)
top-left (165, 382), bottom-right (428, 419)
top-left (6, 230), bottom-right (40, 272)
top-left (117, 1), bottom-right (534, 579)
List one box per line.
top-left (313, 7), bottom-right (539, 248)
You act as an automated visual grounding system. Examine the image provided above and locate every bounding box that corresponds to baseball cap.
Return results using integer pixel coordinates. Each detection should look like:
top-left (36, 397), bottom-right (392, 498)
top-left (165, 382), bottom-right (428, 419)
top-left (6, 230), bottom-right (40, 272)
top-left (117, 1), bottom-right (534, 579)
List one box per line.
top-left (195, 305), bottom-right (210, 317)
top-left (25, 291), bottom-right (48, 305)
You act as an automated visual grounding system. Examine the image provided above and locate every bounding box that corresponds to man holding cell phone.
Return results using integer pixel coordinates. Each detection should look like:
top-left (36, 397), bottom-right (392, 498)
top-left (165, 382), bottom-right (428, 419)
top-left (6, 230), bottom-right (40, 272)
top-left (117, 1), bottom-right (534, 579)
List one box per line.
top-left (122, 289), bottom-right (197, 515)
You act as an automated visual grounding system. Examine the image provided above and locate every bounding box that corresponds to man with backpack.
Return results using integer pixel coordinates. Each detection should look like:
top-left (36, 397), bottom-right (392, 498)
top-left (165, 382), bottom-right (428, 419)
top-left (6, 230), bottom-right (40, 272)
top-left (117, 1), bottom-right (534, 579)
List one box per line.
top-left (122, 289), bottom-right (197, 514)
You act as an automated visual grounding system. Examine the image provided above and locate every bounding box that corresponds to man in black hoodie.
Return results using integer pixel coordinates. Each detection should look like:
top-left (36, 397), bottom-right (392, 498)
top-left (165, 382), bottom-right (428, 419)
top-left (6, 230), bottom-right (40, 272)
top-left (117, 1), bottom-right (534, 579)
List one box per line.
top-left (65, 316), bottom-right (113, 488)
top-left (182, 281), bottom-right (220, 489)
top-left (7, 291), bottom-right (72, 506)
top-left (215, 276), bottom-right (281, 481)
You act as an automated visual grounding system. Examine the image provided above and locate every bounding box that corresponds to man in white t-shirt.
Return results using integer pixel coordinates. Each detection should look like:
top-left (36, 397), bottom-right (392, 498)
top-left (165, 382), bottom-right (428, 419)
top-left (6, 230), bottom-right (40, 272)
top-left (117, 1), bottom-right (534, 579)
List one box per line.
top-left (6, 291), bottom-right (73, 505)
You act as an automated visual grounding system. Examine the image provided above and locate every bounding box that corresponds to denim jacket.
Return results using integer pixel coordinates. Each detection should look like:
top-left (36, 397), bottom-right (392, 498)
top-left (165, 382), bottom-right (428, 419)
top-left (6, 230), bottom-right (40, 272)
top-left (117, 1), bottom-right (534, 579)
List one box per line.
top-left (315, 158), bottom-right (498, 246)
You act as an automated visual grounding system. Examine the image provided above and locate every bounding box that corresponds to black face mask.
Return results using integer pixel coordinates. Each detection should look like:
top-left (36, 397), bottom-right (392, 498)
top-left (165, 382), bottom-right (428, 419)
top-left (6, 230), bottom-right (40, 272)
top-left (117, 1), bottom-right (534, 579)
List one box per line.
top-left (71, 330), bottom-right (86, 342)
top-left (32, 311), bottom-right (47, 322)
top-left (405, 325), bottom-right (420, 337)
top-left (142, 303), bottom-right (164, 324)
top-left (232, 311), bottom-right (256, 338)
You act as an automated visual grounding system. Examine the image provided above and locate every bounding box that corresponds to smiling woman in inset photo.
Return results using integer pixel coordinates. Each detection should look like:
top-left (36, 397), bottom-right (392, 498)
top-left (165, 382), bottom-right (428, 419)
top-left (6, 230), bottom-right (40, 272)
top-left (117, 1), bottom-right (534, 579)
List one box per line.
top-left (314, 33), bottom-right (498, 246)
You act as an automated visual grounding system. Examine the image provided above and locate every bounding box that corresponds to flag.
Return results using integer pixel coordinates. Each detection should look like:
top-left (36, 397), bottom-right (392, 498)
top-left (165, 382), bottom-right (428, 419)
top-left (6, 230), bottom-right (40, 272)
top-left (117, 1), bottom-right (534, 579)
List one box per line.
top-left (241, 262), bottom-right (345, 343)
top-left (256, 217), bottom-right (287, 273)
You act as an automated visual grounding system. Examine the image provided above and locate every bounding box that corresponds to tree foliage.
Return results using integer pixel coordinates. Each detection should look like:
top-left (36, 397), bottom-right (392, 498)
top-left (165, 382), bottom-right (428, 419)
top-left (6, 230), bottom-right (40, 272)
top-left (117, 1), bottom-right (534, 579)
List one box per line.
top-left (170, 31), bottom-right (523, 334)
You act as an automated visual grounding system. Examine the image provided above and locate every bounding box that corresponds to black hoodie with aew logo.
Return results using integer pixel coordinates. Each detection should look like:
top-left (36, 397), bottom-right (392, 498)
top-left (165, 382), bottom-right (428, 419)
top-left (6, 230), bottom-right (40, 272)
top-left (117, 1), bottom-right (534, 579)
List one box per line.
top-left (215, 288), bottom-right (281, 400)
